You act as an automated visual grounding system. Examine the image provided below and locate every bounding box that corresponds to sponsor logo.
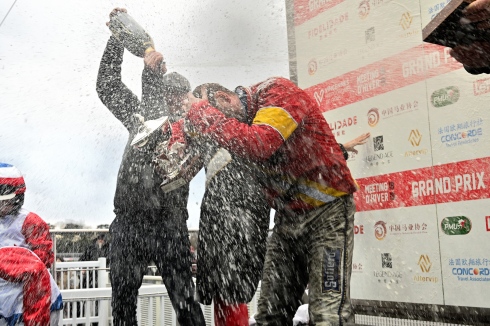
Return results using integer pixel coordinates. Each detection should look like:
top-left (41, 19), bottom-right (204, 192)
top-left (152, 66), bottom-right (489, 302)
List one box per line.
top-left (380, 100), bottom-right (419, 119)
top-left (398, 11), bottom-right (419, 38)
top-left (399, 12), bottom-right (413, 30)
top-left (357, 26), bottom-right (381, 59)
top-left (365, 135), bottom-right (393, 166)
top-left (412, 172), bottom-right (486, 198)
top-left (408, 129), bottom-right (422, 146)
top-left (486, 216), bottom-right (490, 232)
top-left (374, 253), bottom-right (402, 283)
top-left (367, 108), bottom-right (379, 127)
top-left (404, 149), bottom-right (429, 157)
top-left (356, 67), bottom-right (386, 95)
top-left (313, 79), bottom-right (351, 107)
top-left (374, 253), bottom-right (402, 284)
top-left (373, 270), bottom-right (402, 283)
top-left (473, 77), bottom-right (490, 96)
top-left (452, 267), bottom-right (490, 278)
top-left (405, 129), bottom-right (429, 157)
top-left (438, 118), bottom-right (484, 148)
top-left (352, 262), bottom-right (364, 273)
top-left (431, 86), bottom-right (460, 107)
top-left (307, 49), bottom-right (348, 76)
top-left (323, 248), bottom-right (342, 292)
top-left (308, 12), bottom-right (349, 41)
top-left (427, 2), bottom-right (449, 20)
top-left (418, 255), bottom-right (432, 272)
top-left (449, 257), bottom-right (490, 282)
top-left (382, 253), bottom-right (392, 268)
top-left (358, 0), bottom-right (385, 20)
top-left (452, 267), bottom-right (490, 275)
top-left (365, 26), bottom-right (375, 43)
top-left (328, 116), bottom-right (357, 137)
top-left (348, 151), bottom-right (358, 161)
top-left (308, 59), bottom-right (318, 75)
top-left (373, 135), bottom-right (384, 151)
top-left (414, 255), bottom-right (439, 283)
top-left (441, 216), bottom-right (472, 235)
top-left (402, 48), bottom-right (455, 78)
top-left (441, 128), bottom-right (483, 145)
top-left (374, 221), bottom-right (387, 240)
top-left (364, 181), bottom-right (395, 204)
top-left (365, 151), bottom-right (393, 165)
top-left (356, 0), bottom-right (384, 56)
top-left (374, 220), bottom-right (428, 240)
top-left (357, 27), bottom-right (381, 60)
top-left (354, 225), bottom-right (365, 234)
top-left (308, 0), bottom-right (340, 12)
top-left (358, 0), bottom-right (370, 19)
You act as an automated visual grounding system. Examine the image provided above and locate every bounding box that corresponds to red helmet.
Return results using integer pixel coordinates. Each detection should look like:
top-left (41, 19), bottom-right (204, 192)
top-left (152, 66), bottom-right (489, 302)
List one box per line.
top-left (0, 163), bottom-right (26, 201)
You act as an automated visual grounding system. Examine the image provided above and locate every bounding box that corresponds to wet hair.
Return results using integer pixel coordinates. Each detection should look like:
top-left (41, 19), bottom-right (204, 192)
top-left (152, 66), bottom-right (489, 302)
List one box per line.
top-left (162, 72), bottom-right (191, 94)
top-left (192, 83), bottom-right (234, 108)
top-left (163, 85), bottom-right (188, 98)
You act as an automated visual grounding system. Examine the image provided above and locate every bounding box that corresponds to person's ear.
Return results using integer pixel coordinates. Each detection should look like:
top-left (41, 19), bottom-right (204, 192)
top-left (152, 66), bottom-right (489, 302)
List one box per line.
top-left (215, 91), bottom-right (231, 106)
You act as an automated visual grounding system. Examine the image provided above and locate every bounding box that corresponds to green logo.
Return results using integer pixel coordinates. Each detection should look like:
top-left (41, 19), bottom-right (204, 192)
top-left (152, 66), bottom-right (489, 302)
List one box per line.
top-left (441, 216), bottom-right (471, 235)
top-left (431, 86), bottom-right (460, 107)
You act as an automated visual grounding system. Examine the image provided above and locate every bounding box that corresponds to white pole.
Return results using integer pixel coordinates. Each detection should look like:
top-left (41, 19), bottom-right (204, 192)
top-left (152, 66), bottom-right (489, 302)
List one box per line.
top-left (98, 257), bottom-right (109, 326)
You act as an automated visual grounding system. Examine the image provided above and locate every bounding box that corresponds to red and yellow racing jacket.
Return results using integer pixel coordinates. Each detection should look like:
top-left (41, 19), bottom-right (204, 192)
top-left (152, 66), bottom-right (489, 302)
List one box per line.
top-left (186, 77), bottom-right (358, 212)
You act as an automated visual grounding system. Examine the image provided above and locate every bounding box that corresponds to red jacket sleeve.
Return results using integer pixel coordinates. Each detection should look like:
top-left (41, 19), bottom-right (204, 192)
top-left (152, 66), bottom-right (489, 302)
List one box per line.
top-left (186, 99), bottom-right (290, 161)
top-left (22, 213), bottom-right (54, 268)
top-left (167, 119), bottom-right (187, 148)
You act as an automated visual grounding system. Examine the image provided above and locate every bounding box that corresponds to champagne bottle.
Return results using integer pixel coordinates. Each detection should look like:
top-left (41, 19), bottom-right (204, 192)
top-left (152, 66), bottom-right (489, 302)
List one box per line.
top-left (108, 12), bottom-right (155, 57)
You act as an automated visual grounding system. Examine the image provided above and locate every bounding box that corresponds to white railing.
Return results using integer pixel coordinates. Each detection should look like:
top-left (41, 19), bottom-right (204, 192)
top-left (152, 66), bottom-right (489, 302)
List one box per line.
top-left (59, 288), bottom-right (111, 326)
top-left (60, 285), bottom-right (173, 326)
top-left (55, 258), bottom-right (109, 325)
top-left (53, 259), bottom-right (473, 326)
top-left (130, 276), bottom-right (261, 326)
top-left (50, 231), bottom-right (475, 326)
top-left (55, 258), bottom-right (108, 290)
top-left (59, 286), bottom-right (261, 326)
top-left (53, 258), bottom-right (262, 326)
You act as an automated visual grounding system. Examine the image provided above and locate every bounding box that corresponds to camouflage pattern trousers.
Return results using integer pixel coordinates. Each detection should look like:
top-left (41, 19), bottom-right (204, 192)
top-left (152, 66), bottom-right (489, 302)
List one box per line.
top-left (255, 195), bottom-right (356, 326)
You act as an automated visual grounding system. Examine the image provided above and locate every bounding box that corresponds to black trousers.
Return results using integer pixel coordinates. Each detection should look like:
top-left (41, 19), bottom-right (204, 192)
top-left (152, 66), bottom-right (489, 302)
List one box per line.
top-left (109, 208), bottom-right (205, 326)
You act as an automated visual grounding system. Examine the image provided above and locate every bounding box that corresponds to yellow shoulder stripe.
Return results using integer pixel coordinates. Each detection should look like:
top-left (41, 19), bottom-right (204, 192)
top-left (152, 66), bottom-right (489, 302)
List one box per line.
top-left (296, 193), bottom-right (328, 207)
top-left (300, 179), bottom-right (348, 198)
top-left (252, 107), bottom-right (298, 140)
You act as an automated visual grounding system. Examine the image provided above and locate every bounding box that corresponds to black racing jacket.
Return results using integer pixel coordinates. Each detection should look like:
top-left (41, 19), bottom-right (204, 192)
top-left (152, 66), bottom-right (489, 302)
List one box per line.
top-left (197, 148), bottom-right (270, 304)
top-left (96, 37), bottom-right (189, 215)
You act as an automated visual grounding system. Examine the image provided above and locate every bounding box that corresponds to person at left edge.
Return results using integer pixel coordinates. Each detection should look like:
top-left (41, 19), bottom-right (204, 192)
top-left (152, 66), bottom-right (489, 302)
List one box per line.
top-left (96, 8), bottom-right (205, 326)
top-left (0, 163), bottom-right (63, 326)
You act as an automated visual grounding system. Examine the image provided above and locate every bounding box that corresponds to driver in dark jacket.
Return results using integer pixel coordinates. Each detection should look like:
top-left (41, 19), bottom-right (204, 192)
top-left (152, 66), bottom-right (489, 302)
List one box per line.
top-left (95, 8), bottom-right (205, 326)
